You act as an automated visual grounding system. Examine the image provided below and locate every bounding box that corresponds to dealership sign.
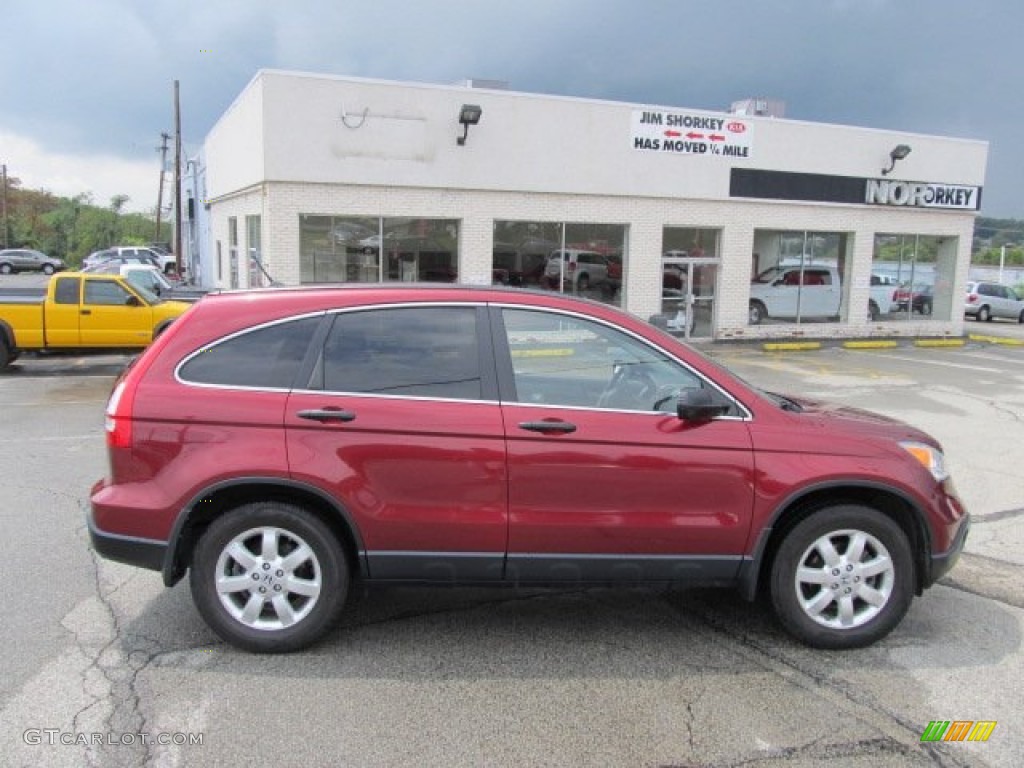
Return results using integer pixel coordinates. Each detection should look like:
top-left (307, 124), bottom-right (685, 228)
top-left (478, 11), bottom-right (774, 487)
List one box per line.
top-left (730, 169), bottom-right (982, 211)
top-left (865, 179), bottom-right (980, 210)
top-left (632, 110), bottom-right (754, 158)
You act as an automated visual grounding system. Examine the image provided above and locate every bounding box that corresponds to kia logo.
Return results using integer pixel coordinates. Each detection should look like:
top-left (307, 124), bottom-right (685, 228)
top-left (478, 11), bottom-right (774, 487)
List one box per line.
top-left (727, 122), bottom-right (746, 133)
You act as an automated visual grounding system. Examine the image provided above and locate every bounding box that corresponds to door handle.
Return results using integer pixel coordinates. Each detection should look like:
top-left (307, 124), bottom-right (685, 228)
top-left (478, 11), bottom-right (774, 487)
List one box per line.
top-left (518, 420), bottom-right (577, 434)
top-left (297, 408), bottom-right (357, 423)
top-left (80, 309), bottom-right (91, 315)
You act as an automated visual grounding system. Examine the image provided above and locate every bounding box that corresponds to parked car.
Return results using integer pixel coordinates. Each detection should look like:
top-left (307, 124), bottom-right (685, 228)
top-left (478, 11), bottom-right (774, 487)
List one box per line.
top-left (0, 273), bottom-right (190, 369)
top-left (88, 285), bottom-right (968, 653)
top-left (749, 266), bottom-right (898, 324)
top-left (894, 282), bottom-right (934, 315)
top-left (492, 244), bottom-right (547, 286)
top-left (544, 249), bottom-right (611, 292)
top-left (87, 263), bottom-right (210, 302)
top-left (83, 246), bottom-right (176, 274)
top-left (0, 248), bottom-right (66, 275)
top-left (964, 281), bottom-right (1024, 323)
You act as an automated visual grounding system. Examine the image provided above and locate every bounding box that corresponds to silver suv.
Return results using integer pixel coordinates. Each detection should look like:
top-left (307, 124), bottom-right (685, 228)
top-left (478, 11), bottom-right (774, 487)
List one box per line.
top-left (0, 248), bottom-right (66, 275)
top-left (964, 281), bottom-right (1024, 323)
top-left (83, 246), bottom-right (176, 274)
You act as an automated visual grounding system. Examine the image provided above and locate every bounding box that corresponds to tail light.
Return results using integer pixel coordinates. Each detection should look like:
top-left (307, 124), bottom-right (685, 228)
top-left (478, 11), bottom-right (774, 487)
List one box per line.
top-left (105, 371), bottom-right (139, 449)
top-left (967, 293), bottom-right (978, 303)
top-left (568, 261), bottom-right (577, 272)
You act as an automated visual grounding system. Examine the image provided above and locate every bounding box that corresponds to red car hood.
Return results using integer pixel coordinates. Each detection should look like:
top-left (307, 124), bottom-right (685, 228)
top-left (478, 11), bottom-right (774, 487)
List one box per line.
top-left (782, 395), bottom-right (941, 450)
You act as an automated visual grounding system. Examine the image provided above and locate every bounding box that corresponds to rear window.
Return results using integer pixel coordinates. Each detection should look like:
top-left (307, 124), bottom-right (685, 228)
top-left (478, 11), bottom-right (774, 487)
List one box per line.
top-left (178, 315), bottom-right (322, 389)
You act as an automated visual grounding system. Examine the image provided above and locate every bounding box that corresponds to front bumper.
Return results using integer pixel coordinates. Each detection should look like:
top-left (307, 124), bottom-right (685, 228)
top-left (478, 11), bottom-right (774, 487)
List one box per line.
top-left (927, 513), bottom-right (970, 586)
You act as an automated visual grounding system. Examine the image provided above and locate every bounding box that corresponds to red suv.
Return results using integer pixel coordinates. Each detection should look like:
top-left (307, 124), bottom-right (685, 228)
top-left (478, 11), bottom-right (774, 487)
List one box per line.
top-left (89, 285), bottom-right (968, 652)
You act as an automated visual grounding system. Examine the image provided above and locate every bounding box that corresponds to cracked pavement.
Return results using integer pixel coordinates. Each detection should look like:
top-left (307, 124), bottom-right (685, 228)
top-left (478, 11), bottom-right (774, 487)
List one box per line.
top-left (1, 343), bottom-right (1022, 767)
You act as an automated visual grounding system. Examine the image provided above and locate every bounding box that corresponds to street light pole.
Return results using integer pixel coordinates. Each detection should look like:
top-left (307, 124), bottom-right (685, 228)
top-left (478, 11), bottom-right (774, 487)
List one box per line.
top-left (999, 244), bottom-right (1005, 284)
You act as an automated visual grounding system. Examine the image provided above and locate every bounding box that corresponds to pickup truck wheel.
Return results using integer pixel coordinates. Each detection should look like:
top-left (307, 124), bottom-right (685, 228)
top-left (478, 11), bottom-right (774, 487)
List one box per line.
top-left (749, 301), bottom-right (767, 325)
top-left (867, 301), bottom-right (880, 321)
top-left (770, 505), bottom-right (914, 649)
top-left (977, 306), bottom-right (991, 322)
top-left (0, 342), bottom-right (11, 371)
top-left (190, 502), bottom-right (348, 653)
top-left (0, 263), bottom-right (12, 275)
top-left (1018, 309), bottom-right (1024, 324)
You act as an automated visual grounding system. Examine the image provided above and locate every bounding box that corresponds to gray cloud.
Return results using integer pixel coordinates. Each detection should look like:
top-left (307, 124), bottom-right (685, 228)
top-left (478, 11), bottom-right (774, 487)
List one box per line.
top-left (2, 0), bottom-right (1019, 215)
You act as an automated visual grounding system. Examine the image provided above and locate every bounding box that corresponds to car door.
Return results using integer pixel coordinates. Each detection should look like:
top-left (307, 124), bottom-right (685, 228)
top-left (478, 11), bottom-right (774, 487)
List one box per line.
top-left (79, 277), bottom-right (155, 346)
top-left (42, 275), bottom-right (83, 346)
top-left (493, 305), bottom-right (755, 584)
top-left (284, 304), bottom-right (508, 581)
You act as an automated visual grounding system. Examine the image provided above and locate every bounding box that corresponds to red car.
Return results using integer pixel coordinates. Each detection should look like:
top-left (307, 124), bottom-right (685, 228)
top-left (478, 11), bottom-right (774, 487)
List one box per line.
top-left (89, 285), bottom-right (968, 652)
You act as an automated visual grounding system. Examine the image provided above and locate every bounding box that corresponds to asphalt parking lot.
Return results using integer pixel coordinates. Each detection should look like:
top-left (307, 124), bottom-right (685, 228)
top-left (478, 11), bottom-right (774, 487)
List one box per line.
top-left (0, 335), bottom-right (1021, 767)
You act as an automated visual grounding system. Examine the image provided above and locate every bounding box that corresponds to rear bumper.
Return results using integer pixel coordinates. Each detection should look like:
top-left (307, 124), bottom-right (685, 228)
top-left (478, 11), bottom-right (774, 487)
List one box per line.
top-left (87, 507), bottom-right (167, 572)
top-left (927, 513), bottom-right (970, 586)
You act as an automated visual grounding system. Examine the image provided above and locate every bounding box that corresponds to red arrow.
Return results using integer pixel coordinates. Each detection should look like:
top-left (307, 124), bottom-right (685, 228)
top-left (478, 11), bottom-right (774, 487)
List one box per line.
top-left (686, 132), bottom-right (704, 139)
top-left (664, 130), bottom-right (681, 137)
top-left (709, 134), bottom-right (726, 142)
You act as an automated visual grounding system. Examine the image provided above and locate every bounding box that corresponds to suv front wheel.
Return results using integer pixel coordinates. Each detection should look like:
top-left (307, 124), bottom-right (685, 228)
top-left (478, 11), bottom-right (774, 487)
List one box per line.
top-left (190, 502), bottom-right (349, 653)
top-left (769, 505), bottom-right (914, 649)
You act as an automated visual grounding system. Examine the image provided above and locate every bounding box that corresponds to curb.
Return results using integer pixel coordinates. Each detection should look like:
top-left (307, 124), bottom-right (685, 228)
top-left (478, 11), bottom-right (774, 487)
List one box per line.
top-left (702, 334), bottom-right (1022, 353)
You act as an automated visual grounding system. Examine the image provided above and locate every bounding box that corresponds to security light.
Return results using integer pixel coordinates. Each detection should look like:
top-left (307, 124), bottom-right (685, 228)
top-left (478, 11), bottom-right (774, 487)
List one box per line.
top-left (457, 104), bottom-right (483, 146)
top-left (881, 144), bottom-right (912, 175)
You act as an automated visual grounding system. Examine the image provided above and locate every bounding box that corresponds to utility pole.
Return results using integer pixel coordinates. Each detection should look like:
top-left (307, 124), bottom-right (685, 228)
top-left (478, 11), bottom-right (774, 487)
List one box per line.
top-left (173, 80), bottom-right (183, 275)
top-left (1, 164), bottom-right (8, 249)
top-left (155, 132), bottom-right (170, 241)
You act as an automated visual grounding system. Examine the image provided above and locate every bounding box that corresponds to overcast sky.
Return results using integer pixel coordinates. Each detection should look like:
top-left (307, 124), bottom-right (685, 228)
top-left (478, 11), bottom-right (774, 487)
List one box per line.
top-left (2, 0), bottom-right (1021, 218)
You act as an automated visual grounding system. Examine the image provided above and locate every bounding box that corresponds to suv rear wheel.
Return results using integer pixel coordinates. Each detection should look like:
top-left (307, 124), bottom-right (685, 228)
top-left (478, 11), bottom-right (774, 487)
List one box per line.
top-left (190, 502), bottom-right (348, 652)
top-left (769, 505), bottom-right (914, 649)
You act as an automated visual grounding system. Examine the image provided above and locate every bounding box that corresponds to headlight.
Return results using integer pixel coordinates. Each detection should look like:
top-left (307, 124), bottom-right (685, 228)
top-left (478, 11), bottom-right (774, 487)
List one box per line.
top-left (899, 441), bottom-right (949, 482)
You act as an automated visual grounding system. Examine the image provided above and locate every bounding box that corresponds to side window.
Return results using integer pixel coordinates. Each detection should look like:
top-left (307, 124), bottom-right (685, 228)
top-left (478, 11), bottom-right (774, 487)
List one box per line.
top-left (84, 280), bottom-right (134, 306)
top-left (179, 316), bottom-right (322, 389)
top-left (53, 277), bottom-right (80, 305)
top-left (500, 308), bottom-right (724, 413)
top-left (319, 307), bottom-right (482, 400)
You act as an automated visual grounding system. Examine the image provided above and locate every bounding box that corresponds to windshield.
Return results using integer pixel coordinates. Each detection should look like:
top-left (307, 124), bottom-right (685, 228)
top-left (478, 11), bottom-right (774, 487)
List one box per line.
top-left (752, 266), bottom-right (784, 284)
top-left (124, 269), bottom-right (170, 297)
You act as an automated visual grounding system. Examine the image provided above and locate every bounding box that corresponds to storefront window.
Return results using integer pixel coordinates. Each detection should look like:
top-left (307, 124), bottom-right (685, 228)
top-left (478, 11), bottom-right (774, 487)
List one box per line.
top-left (871, 234), bottom-right (954, 321)
top-left (492, 220), bottom-right (626, 306)
top-left (748, 230), bottom-right (851, 325)
top-left (299, 215), bottom-right (459, 284)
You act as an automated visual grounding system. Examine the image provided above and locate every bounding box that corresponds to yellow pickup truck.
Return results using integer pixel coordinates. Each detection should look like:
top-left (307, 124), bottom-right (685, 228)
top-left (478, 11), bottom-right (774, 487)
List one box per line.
top-left (0, 273), bottom-right (191, 370)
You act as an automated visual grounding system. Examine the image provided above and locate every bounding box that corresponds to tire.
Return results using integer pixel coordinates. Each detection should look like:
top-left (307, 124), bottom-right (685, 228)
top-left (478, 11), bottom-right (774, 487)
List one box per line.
top-left (749, 301), bottom-right (767, 325)
top-left (576, 274), bottom-right (590, 292)
top-left (920, 301), bottom-right (932, 316)
top-left (190, 502), bottom-right (349, 653)
top-left (42, 264), bottom-right (55, 275)
top-left (867, 301), bottom-right (880, 322)
top-left (977, 306), bottom-right (991, 323)
top-left (769, 505), bottom-right (914, 649)
top-left (0, 263), bottom-right (12, 275)
top-left (1018, 310), bottom-right (1024, 325)
top-left (0, 342), bottom-right (11, 371)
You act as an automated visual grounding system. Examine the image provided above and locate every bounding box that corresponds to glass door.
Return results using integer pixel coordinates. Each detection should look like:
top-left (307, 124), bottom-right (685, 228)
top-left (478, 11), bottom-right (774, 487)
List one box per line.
top-left (661, 257), bottom-right (718, 340)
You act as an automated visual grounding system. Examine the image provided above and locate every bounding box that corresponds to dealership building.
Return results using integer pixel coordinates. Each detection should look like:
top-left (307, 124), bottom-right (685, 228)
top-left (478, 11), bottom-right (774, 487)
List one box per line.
top-left (193, 69), bottom-right (988, 340)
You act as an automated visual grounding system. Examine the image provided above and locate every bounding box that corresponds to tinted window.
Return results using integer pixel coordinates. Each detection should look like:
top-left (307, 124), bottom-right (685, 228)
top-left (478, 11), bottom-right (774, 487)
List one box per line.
top-left (179, 316), bottom-right (322, 389)
top-left (53, 277), bottom-right (80, 305)
top-left (318, 307), bottom-right (482, 399)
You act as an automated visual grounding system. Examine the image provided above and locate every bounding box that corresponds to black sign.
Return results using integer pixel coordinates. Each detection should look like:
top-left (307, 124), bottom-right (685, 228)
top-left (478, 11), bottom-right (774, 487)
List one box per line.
top-left (730, 169), bottom-right (981, 211)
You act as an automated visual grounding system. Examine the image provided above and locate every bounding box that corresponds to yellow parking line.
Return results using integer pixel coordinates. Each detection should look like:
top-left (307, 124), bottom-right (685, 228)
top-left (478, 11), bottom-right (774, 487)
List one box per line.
top-left (843, 340), bottom-right (900, 349)
top-left (914, 338), bottom-right (967, 348)
top-left (763, 341), bottom-right (822, 352)
top-left (968, 334), bottom-right (1024, 346)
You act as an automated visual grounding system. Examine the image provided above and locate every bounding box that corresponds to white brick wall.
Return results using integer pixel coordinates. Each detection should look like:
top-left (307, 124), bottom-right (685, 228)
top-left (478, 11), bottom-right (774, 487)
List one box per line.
top-left (210, 181), bottom-right (972, 339)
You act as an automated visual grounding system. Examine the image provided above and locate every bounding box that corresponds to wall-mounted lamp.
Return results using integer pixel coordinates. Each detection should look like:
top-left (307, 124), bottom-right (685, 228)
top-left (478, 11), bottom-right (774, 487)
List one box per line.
top-left (457, 104), bottom-right (483, 146)
top-left (881, 144), bottom-right (912, 176)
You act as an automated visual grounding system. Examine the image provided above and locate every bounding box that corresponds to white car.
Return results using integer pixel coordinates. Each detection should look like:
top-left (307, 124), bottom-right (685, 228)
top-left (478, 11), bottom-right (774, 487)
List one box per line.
top-left (965, 281), bottom-right (1024, 323)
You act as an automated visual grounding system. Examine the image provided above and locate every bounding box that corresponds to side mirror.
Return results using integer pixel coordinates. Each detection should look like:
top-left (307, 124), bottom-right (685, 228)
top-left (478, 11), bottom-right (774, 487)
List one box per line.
top-left (126, 295), bottom-right (142, 307)
top-left (677, 388), bottom-right (730, 422)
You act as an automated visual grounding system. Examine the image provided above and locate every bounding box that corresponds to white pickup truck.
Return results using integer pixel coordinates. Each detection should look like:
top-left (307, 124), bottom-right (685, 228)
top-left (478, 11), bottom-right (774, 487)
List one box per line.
top-left (748, 265), bottom-right (899, 324)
